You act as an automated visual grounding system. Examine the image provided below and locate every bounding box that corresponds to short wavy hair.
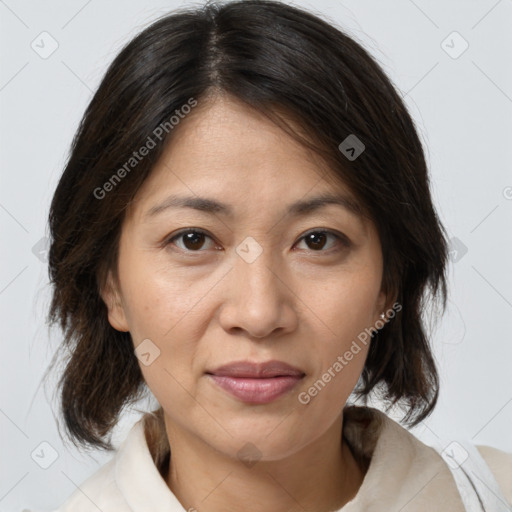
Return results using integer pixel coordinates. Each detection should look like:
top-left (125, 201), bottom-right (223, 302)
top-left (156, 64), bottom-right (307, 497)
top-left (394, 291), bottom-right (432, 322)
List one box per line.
top-left (46, 0), bottom-right (449, 456)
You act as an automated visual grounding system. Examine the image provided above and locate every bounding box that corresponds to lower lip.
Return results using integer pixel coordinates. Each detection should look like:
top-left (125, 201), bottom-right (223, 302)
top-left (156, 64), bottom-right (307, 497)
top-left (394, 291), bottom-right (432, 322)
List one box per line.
top-left (207, 374), bottom-right (303, 404)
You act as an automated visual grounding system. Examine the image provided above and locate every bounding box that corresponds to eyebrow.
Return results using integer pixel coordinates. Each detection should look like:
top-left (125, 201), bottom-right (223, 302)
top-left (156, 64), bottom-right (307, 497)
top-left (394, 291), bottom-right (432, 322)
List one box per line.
top-left (144, 192), bottom-right (365, 220)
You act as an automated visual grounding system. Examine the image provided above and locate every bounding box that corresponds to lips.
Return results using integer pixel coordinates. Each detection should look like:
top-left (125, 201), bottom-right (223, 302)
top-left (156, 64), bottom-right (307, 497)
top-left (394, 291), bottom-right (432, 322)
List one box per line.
top-left (205, 360), bottom-right (305, 404)
top-left (206, 360), bottom-right (305, 378)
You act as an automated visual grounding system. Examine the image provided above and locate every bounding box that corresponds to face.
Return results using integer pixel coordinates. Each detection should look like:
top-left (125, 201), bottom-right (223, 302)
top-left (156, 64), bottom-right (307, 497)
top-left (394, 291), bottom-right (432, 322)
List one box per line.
top-left (103, 94), bottom-right (389, 461)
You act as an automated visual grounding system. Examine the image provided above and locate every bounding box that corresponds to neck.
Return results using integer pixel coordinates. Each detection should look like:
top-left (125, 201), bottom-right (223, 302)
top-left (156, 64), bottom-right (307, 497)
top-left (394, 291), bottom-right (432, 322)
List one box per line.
top-left (162, 413), bottom-right (366, 512)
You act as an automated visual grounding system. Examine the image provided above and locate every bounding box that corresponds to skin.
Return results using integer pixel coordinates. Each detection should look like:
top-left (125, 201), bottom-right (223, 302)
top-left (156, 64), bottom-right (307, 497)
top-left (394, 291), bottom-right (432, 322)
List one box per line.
top-left (102, 93), bottom-right (392, 512)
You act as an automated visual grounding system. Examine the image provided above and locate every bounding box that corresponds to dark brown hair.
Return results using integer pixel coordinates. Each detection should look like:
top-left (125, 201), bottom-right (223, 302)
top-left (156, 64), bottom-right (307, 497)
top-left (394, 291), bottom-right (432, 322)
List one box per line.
top-left (46, 0), bottom-right (449, 455)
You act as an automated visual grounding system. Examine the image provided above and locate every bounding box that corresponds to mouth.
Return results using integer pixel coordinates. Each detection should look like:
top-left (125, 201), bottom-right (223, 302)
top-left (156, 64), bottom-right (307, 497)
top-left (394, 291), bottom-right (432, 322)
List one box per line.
top-left (205, 360), bottom-right (305, 404)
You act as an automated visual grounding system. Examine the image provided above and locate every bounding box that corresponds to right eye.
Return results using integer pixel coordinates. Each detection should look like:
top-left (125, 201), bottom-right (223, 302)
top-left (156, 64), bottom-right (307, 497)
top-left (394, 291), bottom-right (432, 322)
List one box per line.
top-left (164, 228), bottom-right (220, 252)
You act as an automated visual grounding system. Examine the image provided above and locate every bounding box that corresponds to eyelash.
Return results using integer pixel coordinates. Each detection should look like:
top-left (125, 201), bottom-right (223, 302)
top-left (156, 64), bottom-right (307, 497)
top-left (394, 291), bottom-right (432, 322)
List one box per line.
top-left (163, 228), bottom-right (350, 255)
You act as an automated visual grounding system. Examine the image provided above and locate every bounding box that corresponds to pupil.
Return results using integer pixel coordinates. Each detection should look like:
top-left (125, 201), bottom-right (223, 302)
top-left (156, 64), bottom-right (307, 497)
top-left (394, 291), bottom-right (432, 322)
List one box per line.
top-left (307, 232), bottom-right (326, 250)
top-left (184, 232), bottom-right (204, 250)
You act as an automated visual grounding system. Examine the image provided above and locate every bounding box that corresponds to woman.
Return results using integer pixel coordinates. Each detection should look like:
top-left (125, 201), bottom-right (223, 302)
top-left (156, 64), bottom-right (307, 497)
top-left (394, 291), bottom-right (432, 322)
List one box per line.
top-left (45, 0), bottom-right (511, 510)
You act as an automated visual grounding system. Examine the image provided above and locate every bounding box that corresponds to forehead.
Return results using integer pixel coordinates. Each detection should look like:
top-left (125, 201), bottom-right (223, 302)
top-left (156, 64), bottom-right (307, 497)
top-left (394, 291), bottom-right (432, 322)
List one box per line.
top-left (127, 95), bottom-right (370, 228)
top-left (160, 95), bottom-right (328, 179)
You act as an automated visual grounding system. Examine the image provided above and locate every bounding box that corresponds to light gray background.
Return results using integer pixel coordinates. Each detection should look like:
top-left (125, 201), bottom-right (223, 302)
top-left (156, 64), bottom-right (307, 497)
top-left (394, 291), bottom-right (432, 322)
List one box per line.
top-left (1, 0), bottom-right (511, 510)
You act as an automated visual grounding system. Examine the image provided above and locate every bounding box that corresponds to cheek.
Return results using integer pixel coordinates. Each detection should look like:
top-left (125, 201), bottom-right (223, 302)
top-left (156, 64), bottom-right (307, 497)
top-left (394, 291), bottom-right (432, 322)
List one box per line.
top-left (302, 270), bottom-right (379, 391)
top-left (299, 314), bottom-right (371, 420)
top-left (118, 256), bottom-right (209, 392)
top-left (132, 319), bottom-right (200, 422)
top-left (118, 251), bottom-right (204, 340)
top-left (306, 268), bottom-right (381, 343)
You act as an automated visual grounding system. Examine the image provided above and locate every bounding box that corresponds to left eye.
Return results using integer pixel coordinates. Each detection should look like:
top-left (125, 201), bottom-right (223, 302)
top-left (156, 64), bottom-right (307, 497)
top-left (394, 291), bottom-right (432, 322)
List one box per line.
top-left (295, 230), bottom-right (346, 252)
top-left (164, 229), bottom-right (348, 253)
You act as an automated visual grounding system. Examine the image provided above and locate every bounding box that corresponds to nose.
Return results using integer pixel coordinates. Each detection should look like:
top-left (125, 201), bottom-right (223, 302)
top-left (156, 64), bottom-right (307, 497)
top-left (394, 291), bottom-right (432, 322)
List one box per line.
top-left (218, 249), bottom-right (298, 339)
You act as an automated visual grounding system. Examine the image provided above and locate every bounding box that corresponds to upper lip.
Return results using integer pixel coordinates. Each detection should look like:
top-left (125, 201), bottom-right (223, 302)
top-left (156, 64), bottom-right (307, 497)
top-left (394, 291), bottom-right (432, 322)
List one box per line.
top-left (206, 360), bottom-right (305, 378)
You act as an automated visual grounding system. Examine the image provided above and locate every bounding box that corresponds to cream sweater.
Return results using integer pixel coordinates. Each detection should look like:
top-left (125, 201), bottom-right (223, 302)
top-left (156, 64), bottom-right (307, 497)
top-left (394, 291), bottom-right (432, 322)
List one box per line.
top-left (52, 406), bottom-right (512, 511)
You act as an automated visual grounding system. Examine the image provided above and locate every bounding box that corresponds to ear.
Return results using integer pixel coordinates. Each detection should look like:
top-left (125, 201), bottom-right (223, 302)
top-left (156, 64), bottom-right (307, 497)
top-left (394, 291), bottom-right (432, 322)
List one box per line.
top-left (374, 288), bottom-right (399, 325)
top-left (100, 270), bottom-right (129, 332)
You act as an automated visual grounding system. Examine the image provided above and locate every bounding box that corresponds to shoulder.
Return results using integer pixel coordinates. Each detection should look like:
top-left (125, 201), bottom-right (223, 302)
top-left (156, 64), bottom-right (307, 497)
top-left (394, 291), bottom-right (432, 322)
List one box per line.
top-left (51, 457), bottom-right (128, 512)
top-left (51, 420), bottom-right (148, 512)
top-left (50, 417), bottom-right (176, 512)
top-left (477, 444), bottom-right (512, 505)
top-left (342, 405), bottom-right (468, 510)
